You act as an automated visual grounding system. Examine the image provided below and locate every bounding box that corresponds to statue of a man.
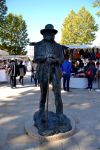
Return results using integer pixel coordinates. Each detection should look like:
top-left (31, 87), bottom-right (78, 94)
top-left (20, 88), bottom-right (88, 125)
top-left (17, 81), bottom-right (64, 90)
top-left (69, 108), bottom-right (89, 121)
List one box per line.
top-left (34, 24), bottom-right (64, 117)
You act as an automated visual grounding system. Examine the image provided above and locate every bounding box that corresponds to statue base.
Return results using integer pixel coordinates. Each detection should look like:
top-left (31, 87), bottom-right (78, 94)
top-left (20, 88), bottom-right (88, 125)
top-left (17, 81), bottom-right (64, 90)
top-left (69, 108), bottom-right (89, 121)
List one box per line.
top-left (34, 111), bottom-right (72, 136)
top-left (25, 111), bottom-right (76, 141)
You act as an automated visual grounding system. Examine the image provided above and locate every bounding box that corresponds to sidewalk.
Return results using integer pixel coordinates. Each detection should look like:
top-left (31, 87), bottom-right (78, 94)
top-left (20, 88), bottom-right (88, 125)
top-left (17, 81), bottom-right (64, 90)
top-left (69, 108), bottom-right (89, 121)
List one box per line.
top-left (0, 72), bottom-right (100, 150)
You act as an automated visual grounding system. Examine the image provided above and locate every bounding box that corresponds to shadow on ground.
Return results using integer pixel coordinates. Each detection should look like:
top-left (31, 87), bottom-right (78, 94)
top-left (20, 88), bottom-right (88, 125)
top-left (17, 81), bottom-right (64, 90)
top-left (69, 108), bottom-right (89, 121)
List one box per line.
top-left (0, 75), bottom-right (100, 150)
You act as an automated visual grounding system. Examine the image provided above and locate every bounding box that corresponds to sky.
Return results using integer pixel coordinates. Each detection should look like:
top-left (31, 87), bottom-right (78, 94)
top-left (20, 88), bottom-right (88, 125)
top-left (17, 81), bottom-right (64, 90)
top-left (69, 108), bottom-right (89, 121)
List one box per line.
top-left (6, 0), bottom-right (100, 44)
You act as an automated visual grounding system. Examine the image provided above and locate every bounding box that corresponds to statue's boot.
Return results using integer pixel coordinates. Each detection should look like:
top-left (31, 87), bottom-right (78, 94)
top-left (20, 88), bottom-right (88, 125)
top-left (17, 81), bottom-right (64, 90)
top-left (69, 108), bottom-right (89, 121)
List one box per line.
top-left (57, 113), bottom-right (64, 125)
top-left (39, 107), bottom-right (45, 115)
top-left (38, 107), bottom-right (47, 123)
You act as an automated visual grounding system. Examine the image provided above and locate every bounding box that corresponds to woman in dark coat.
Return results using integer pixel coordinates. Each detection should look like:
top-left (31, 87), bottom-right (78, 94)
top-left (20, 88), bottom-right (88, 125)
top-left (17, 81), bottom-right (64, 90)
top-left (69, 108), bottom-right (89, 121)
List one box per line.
top-left (18, 61), bottom-right (26, 85)
top-left (86, 61), bottom-right (97, 90)
top-left (7, 59), bottom-right (19, 88)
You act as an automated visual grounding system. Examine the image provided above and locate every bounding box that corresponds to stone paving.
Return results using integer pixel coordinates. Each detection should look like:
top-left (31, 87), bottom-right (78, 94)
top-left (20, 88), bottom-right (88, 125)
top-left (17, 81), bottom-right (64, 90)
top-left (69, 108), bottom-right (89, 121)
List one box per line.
top-left (0, 72), bottom-right (100, 150)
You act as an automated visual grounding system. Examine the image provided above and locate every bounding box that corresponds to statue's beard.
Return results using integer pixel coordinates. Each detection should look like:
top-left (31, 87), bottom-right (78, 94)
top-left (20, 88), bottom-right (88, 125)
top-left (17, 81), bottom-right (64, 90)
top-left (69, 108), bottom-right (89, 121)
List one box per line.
top-left (43, 35), bottom-right (54, 41)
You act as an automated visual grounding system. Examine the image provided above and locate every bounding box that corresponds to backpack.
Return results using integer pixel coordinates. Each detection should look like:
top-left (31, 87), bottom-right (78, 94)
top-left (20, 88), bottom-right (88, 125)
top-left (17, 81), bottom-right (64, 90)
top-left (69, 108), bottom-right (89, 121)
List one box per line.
top-left (87, 68), bottom-right (93, 77)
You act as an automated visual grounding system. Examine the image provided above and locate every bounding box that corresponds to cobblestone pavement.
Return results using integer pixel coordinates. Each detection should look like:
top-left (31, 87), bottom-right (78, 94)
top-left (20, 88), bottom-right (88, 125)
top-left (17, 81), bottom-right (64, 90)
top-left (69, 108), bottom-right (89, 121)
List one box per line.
top-left (0, 72), bottom-right (100, 150)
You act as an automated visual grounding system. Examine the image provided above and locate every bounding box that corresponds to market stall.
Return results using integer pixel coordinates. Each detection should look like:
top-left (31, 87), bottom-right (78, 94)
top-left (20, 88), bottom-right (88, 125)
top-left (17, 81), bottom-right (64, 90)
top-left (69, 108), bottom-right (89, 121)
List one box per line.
top-left (0, 68), bottom-right (7, 82)
top-left (0, 51), bottom-right (29, 83)
top-left (61, 76), bottom-right (98, 89)
top-left (61, 44), bottom-right (99, 89)
top-left (69, 77), bottom-right (98, 89)
top-left (0, 50), bottom-right (9, 82)
top-left (69, 77), bottom-right (87, 88)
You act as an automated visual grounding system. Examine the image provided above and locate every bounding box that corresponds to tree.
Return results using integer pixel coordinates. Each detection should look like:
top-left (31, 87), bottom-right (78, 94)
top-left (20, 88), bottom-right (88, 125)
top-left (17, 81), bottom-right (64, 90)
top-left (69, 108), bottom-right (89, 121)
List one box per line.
top-left (0, 0), bottom-right (7, 21)
top-left (0, 0), bottom-right (7, 47)
top-left (93, 0), bottom-right (100, 16)
top-left (61, 10), bottom-right (78, 44)
top-left (76, 7), bottom-right (98, 44)
top-left (1, 13), bottom-right (29, 54)
top-left (61, 7), bottom-right (98, 45)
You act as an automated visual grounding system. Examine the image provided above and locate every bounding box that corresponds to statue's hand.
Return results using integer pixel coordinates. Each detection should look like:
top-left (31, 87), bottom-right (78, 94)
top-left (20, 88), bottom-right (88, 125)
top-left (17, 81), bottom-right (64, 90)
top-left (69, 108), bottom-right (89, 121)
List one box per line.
top-left (46, 57), bottom-right (57, 64)
top-left (36, 57), bottom-right (46, 63)
top-left (54, 58), bottom-right (59, 63)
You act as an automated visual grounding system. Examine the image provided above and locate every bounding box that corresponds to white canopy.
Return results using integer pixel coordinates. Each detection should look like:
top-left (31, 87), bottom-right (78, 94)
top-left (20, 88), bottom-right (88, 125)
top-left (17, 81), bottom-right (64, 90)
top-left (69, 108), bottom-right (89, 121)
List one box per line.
top-left (26, 46), bottom-right (34, 60)
top-left (0, 50), bottom-right (9, 56)
top-left (90, 44), bottom-right (100, 48)
top-left (65, 44), bottom-right (91, 49)
top-left (65, 44), bottom-right (100, 49)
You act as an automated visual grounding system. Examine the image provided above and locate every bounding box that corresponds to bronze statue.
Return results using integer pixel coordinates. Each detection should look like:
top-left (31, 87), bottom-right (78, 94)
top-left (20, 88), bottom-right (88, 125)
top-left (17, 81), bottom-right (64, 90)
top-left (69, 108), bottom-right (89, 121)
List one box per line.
top-left (31, 24), bottom-right (72, 136)
top-left (34, 24), bottom-right (64, 116)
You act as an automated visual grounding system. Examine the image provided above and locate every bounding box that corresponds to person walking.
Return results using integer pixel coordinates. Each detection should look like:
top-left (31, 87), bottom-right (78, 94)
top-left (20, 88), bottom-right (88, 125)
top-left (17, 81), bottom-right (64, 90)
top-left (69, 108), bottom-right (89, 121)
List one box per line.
top-left (18, 61), bottom-right (26, 85)
top-left (7, 58), bottom-right (19, 88)
top-left (95, 61), bottom-right (100, 91)
top-left (86, 61), bottom-right (97, 91)
top-left (61, 55), bottom-right (72, 92)
top-left (31, 60), bottom-right (38, 86)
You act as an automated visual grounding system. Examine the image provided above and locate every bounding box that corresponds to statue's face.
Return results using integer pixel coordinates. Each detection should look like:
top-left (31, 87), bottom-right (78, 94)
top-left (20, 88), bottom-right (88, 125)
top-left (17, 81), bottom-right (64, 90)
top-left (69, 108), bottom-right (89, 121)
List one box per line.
top-left (43, 32), bottom-right (55, 41)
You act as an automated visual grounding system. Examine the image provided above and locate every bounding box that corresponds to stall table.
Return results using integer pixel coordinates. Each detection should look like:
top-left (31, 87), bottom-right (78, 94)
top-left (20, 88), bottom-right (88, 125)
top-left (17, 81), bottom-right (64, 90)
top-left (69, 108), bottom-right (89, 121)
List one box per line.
top-left (61, 77), bottom-right (98, 89)
top-left (0, 69), bottom-right (7, 82)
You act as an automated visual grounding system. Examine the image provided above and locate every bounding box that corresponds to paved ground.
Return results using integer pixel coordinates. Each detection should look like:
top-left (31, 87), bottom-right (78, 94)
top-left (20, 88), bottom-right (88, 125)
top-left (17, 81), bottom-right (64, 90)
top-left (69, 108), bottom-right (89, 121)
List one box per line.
top-left (0, 72), bottom-right (100, 150)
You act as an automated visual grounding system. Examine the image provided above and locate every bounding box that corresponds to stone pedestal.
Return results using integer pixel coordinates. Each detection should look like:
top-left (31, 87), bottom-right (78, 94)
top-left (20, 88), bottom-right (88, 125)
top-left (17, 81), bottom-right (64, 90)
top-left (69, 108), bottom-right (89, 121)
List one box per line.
top-left (25, 112), bottom-right (75, 142)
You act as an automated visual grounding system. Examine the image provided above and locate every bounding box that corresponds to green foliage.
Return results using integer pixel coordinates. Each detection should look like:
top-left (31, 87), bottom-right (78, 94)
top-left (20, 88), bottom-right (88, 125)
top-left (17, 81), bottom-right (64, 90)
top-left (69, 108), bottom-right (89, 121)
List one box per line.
top-left (0, 0), bottom-right (7, 21)
top-left (0, 13), bottom-right (29, 55)
top-left (0, 0), bottom-right (7, 43)
top-left (93, 0), bottom-right (100, 7)
top-left (61, 10), bottom-right (77, 44)
top-left (61, 7), bottom-right (98, 45)
top-left (93, 0), bottom-right (100, 16)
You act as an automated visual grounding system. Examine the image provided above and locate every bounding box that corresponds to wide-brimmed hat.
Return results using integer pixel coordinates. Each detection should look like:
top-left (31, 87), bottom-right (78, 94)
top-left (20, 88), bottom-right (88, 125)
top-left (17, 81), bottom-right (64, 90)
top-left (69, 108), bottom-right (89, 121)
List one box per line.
top-left (40, 24), bottom-right (58, 35)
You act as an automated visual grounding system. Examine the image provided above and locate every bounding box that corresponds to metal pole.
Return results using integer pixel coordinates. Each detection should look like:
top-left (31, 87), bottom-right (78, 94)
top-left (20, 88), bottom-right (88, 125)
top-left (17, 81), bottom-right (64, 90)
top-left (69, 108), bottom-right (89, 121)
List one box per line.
top-left (46, 64), bottom-right (50, 127)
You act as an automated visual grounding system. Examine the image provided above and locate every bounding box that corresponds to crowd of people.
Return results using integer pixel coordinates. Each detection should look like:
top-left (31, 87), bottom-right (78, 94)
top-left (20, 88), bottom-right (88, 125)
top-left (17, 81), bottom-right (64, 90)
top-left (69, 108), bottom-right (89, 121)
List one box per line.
top-left (62, 47), bottom-right (100, 91)
top-left (6, 58), bottom-right (26, 88)
top-left (29, 47), bottom-right (100, 92)
top-left (68, 48), bottom-right (100, 61)
top-left (4, 47), bottom-right (100, 91)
